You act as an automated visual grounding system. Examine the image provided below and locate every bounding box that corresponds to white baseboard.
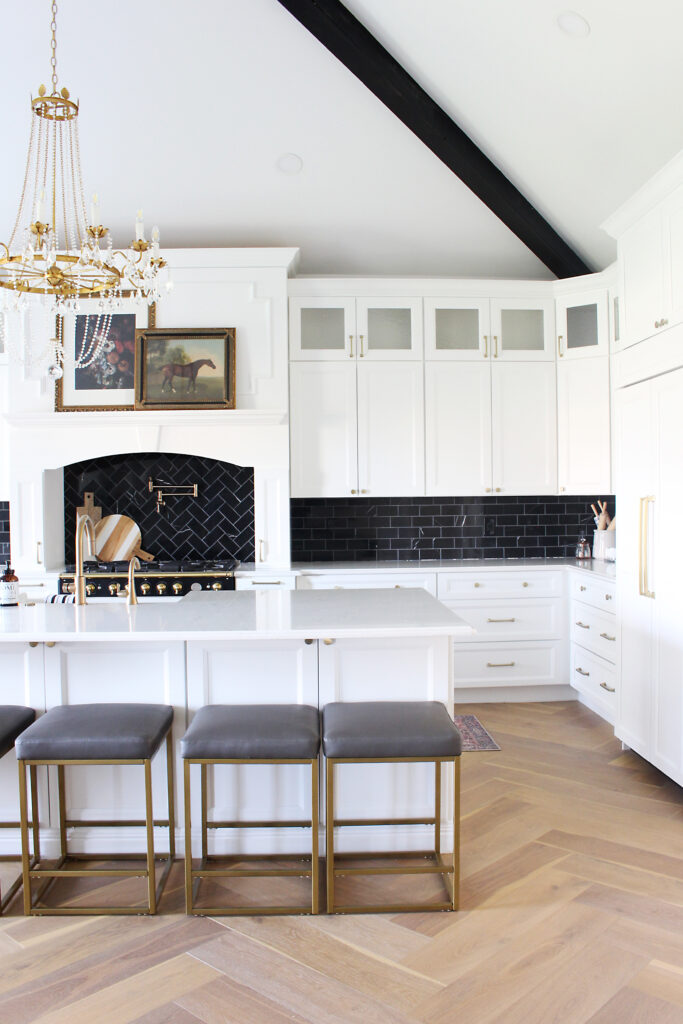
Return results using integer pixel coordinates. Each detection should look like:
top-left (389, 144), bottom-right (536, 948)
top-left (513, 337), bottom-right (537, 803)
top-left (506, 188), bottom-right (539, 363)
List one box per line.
top-left (452, 684), bottom-right (576, 704)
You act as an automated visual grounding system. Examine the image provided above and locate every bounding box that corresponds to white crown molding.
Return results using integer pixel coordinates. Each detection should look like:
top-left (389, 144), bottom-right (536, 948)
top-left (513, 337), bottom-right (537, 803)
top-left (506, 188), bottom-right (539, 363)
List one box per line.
top-left (602, 149), bottom-right (683, 238)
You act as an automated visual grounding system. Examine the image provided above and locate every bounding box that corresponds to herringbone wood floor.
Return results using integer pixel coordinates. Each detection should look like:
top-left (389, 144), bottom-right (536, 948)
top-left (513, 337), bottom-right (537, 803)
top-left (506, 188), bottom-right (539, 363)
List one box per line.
top-left (1, 701), bottom-right (682, 1023)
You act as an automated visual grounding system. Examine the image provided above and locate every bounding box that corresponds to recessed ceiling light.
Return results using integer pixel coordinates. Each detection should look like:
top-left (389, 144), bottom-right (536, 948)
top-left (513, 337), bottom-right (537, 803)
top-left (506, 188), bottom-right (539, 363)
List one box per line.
top-left (557, 10), bottom-right (591, 37)
top-left (276, 153), bottom-right (304, 175)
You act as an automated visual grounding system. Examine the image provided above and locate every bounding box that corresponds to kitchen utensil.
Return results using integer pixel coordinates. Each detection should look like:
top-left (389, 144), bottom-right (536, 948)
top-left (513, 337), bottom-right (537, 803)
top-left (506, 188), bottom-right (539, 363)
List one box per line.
top-left (596, 501), bottom-right (611, 530)
top-left (607, 516), bottom-right (616, 531)
top-left (94, 515), bottom-right (154, 563)
top-left (76, 492), bottom-right (102, 526)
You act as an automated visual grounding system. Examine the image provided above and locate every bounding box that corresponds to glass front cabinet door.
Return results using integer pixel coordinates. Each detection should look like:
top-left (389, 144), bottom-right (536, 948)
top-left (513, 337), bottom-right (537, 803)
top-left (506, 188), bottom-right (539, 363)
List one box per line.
top-left (290, 297), bottom-right (422, 360)
top-left (424, 299), bottom-right (491, 360)
top-left (489, 298), bottom-right (555, 361)
top-left (289, 298), bottom-right (356, 360)
top-left (555, 291), bottom-right (609, 360)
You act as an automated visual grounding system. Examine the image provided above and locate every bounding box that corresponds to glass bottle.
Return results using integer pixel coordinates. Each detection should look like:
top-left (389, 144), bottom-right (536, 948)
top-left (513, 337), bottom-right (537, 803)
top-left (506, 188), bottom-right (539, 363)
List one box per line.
top-left (0, 562), bottom-right (19, 607)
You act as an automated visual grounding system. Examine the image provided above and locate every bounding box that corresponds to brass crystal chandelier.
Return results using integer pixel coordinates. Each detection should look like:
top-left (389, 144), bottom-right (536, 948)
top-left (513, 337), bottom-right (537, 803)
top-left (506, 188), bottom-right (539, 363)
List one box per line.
top-left (0, 1), bottom-right (167, 376)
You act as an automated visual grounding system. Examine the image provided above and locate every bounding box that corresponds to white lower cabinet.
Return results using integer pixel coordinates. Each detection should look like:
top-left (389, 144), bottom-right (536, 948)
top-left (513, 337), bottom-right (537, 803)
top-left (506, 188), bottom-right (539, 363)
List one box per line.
top-left (453, 642), bottom-right (560, 689)
top-left (0, 643), bottom-right (48, 855)
top-left (568, 578), bottom-right (617, 724)
top-left (297, 571), bottom-right (437, 595)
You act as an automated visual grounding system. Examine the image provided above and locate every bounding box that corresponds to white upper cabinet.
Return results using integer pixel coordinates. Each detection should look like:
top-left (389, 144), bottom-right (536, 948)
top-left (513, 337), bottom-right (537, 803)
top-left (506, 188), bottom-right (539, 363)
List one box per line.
top-left (619, 210), bottom-right (667, 347)
top-left (489, 298), bottom-right (555, 362)
top-left (491, 362), bottom-right (557, 494)
top-left (289, 362), bottom-right (358, 498)
top-left (424, 298), bottom-right (491, 361)
top-left (289, 297), bottom-right (356, 360)
top-left (557, 357), bottom-right (611, 494)
top-left (556, 290), bottom-right (609, 360)
top-left (290, 297), bottom-right (422, 361)
top-left (425, 362), bottom-right (492, 494)
top-left (357, 362), bottom-right (425, 496)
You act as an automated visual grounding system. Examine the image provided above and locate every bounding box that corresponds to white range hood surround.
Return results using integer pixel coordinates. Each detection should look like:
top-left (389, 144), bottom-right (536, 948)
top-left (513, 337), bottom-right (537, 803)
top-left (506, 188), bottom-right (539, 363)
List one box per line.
top-left (1, 249), bottom-right (299, 573)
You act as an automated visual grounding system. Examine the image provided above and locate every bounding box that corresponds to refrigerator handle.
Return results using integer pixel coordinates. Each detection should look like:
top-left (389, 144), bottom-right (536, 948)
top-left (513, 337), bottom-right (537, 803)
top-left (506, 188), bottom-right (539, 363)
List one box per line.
top-left (643, 495), bottom-right (655, 599)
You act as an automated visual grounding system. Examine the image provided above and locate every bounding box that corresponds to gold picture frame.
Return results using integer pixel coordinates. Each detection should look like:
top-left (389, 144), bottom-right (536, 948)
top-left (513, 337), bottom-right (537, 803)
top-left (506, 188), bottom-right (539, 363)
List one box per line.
top-left (134, 327), bottom-right (236, 410)
top-left (55, 302), bottom-right (156, 412)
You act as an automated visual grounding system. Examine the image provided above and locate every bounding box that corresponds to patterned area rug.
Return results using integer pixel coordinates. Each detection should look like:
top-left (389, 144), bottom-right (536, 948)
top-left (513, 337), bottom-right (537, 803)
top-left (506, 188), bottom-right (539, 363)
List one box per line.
top-left (453, 714), bottom-right (500, 751)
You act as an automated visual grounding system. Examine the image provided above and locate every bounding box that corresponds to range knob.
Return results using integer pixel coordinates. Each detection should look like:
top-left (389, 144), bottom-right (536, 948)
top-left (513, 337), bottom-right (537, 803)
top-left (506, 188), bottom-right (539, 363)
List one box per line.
top-left (65, 582), bottom-right (75, 594)
top-left (211, 581), bottom-right (223, 591)
top-left (108, 583), bottom-right (119, 596)
top-left (140, 582), bottom-right (151, 595)
top-left (86, 584), bottom-right (95, 596)
top-left (172, 581), bottom-right (183, 595)
top-left (156, 582), bottom-right (167, 594)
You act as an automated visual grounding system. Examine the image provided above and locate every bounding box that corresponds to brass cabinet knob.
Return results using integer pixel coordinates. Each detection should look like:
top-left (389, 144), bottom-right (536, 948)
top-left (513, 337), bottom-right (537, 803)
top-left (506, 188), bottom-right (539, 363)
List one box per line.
top-left (351, 489), bottom-right (357, 495)
top-left (361, 489), bottom-right (368, 494)
top-left (495, 487), bottom-right (502, 493)
top-left (172, 582), bottom-right (183, 594)
top-left (522, 581), bottom-right (529, 587)
top-left (140, 582), bottom-right (151, 594)
top-left (211, 581), bottom-right (223, 591)
top-left (485, 487), bottom-right (492, 493)
top-left (156, 582), bottom-right (167, 594)
top-left (474, 582), bottom-right (481, 587)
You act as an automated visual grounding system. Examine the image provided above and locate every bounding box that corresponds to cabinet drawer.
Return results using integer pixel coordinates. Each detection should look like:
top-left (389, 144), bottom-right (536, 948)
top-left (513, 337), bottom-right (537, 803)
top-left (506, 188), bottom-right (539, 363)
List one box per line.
top-left (570, 644), bottom-right (616, 716)
top-left (453, 642), bottom-right (561, 689)
top-left (296, 572), bottom-right (437, 596)
top-left (571, 600), bottom-right (617, 662)
top-left (235, 575), bottom-right (297, 591)
top-left (438, 570), bottom-right (563, 602)
top-left (447, 599), bottom-right (561, 641)
top-left (570, 573), bottom-right (615, 610)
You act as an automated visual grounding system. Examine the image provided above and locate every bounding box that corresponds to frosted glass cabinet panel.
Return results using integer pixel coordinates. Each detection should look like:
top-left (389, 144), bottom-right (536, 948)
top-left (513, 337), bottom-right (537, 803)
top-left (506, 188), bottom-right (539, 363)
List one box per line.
top-left (290, 298), bottom-right (356, 360)
top-left (424, 298), bottom-right (490, 360)
top-left (490, 298), bottom-right (554, 361)
top-left (556, 290), bottom-right (609, 360)
top-left (356, 298), bottom-right (423, 360)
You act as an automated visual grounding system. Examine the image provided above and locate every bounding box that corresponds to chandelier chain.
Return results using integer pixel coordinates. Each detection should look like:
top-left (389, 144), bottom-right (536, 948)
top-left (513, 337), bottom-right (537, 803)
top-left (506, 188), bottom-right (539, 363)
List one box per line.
top-left (50, 1), bottom-right (59, 92)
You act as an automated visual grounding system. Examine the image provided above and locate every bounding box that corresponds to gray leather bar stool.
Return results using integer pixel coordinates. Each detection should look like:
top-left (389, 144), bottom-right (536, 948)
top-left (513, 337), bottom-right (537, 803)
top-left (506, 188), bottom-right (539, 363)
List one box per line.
top-left (15, 703), bottom-right (175, 915)
top-left (0, 706), bottom-right (37, 912)
top-left (181, 704), bottom-right (320, 916)
top-left (322, 700), bottom-right (462, 914)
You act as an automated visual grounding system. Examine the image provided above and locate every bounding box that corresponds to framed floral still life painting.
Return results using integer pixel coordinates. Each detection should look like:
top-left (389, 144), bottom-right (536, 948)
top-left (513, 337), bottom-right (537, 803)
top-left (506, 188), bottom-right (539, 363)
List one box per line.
top-left (134, 328), bottom-right (235, 410)
top-left (54, 302), bottom-right (156, 412)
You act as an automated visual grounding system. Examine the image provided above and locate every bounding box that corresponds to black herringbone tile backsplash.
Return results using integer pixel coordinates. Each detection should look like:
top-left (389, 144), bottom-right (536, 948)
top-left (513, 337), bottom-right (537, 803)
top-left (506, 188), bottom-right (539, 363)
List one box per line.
top-left (0, 501), bottom-right (9, 561)
top-left (64, 454), bottom-right (254, 563)
top-left (291, 494), bottom-right (615, 562)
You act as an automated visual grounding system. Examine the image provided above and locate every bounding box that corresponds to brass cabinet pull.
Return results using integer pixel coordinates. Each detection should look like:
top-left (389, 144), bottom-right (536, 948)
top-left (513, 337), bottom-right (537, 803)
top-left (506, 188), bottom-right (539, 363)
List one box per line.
top-left (558, 334), bottom-right (564, 357)
top-left (483, 335), bottom-right (488, 358)
top-left (600, 681), bottom-right (616, 692)
top-left (45, 641), bottom-right (56, 648)
top-left (655, 318), bottom-right (669, 329)
top-left (29, 642), bottom-right (39, 648)
top-left (576, 621), bottom-right (590, 629)
top-left (575, 667), bottom-right (590, 677)
top-left (493, 335), bottom-right (498, 358)
top-left (351, 489), bottom-right (357, 495)
top-left (361, 489), bottom-right (368, 494)
top-left (349, 334), bottom-right (354, 358)
top-left (473, 582), bottom-right (482, 588)
top-left (522, 581), bottom-right (529, 588)
top-left (323, 638), bottom-right (335, 645)
top-left (487, 661), bottom-right (515, 667)
top-left (252, 580), bottom-right (282, 585)
top-left (639, 496), bottom-right (656, 598)
top-left (495, 487), bottom-right (502, 492)
top-left (258, 539), bottom-right (266, 563)
top-left (580, 585), bottom-right (587, 591)
top-left (22, 583), bottom-right (45, 588)
top-left (600, 632), bottom-right (616, 642)
top-left (487, 617), bottom-right (516, 623)
top-left (304, 638), bottom-right (314, 645)
top-left (36, 541), bottom-right (43, 565)
top-left (359, 334), bottom-right (365, 357)
top-left (485, 487), bottom-right (492, 493)
top-left (604, 593), bottom-right (613, 601)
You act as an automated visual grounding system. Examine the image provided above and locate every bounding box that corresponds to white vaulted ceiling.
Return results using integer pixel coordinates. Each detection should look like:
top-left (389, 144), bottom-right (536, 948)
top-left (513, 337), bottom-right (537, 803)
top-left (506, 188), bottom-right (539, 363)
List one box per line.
top-left (2, 0), bottom-right (683, 278)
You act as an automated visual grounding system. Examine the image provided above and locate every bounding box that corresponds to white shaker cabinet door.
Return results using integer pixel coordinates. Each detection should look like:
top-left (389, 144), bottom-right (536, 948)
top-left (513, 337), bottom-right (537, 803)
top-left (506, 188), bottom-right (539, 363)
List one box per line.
top-left (289, 361), bottom-right (358, 498)
top-left (491, 362), bottom-right (557, 495)
top-left (425, 362), bottom-right (492, 494)
top-left (357, 361), bottom-right (425, 497)
top-left (619, 211), bottom-right (664, 347)
top-left (557, 356), bottom-right (611, 494)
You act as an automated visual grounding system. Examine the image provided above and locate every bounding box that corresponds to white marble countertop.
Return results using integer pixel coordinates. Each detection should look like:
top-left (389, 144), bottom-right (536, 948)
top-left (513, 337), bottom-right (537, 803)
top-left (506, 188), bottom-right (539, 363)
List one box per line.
top-left (289, 557), bottom-right (616, 579)
top-left (0, 588), bottom-right (474, 643)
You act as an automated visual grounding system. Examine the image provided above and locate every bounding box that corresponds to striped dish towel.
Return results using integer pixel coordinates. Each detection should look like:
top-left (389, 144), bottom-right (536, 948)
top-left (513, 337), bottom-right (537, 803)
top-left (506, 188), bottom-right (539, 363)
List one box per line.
top-left (44, 593), bottom-right (75, 604)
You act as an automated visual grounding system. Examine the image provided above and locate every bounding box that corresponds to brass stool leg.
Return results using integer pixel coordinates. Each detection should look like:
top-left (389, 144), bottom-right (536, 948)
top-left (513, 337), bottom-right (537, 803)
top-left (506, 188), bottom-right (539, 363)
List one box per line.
top-left (144, 759), bottom-right (156, 914)
top-left (184, 759), bottom-right (192, 913)
top-left (326, 758), bottom-right (335, 913)
top-left (200, 763), bottom-right (208, 863)
top-left (434, 760), bottom-right (441, 857)
top-left (311, 759), bottom-right (319, 915)
top-left (452, 756), bottom-right (460, 912)
top-left (57, 765), bottom-right (68, 860)
top-left (166, 732), bottom-right (175, 860)
top-left (29, 765), bottom-right (40, 863)
top-left (18, 761), bottom-right (32, 916)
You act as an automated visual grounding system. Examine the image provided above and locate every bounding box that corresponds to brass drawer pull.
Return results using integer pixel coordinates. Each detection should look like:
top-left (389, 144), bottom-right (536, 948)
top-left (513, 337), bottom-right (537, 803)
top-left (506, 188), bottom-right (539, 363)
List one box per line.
top-left (487, 617), bottom-right (516, 623)
top-left (604, 593), bottom-right (613, 601)
top-left (575, 667), bottom-right (590, 677)
top-left (323, 638), bottom-right (335, 645)
top-left (599, 632), bottom-right (616, 642)
top-left (576, 621), bottom-right (590, 629)
top-left (600, 681), bottom-right (616, 693)
top-left (579, 585), bottom-right (587, 591)
top-left (251, 580), bottom-right (282, 585)
top-left (487, 661), bottom-right (515, 668)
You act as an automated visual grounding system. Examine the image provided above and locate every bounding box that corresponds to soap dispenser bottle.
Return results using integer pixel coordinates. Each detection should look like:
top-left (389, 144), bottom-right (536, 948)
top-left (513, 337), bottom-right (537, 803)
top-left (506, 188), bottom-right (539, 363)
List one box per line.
top-left (0, 562), bottom-right (19, 607)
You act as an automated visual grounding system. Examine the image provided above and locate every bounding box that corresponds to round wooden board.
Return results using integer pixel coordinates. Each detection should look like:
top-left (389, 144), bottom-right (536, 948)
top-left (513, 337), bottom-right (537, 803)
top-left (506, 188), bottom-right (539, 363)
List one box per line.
top-left (94, 515), bottom-right (153, 562)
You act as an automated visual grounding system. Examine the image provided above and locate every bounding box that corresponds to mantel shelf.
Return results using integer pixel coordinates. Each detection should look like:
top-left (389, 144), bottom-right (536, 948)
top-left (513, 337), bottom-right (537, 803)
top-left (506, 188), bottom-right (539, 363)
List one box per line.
top-left (2, 409), bottom-right (288, 428)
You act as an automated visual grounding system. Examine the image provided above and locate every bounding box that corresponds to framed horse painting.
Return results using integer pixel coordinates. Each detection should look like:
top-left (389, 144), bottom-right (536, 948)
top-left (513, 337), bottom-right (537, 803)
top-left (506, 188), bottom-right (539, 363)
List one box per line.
top-left (134, 327), bottom-right (236, 410)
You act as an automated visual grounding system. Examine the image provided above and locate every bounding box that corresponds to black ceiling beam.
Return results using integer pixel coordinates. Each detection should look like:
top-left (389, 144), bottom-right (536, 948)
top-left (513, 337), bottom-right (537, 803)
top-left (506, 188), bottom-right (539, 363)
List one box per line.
top-left (275, 0), bottom-right (591, 279)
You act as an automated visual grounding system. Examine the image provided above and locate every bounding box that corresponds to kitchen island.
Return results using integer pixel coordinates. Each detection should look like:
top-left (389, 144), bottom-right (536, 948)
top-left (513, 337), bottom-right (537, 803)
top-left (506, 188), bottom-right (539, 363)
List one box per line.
top-left (0, 588), bottom-right (472, 858)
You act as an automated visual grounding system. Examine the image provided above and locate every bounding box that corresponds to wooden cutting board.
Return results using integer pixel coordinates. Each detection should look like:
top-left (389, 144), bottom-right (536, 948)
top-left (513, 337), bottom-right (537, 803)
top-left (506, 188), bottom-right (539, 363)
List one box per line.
top-left (94, 515), bottom-right (154, 562)
top-left (76, 492), bottom-right (102, 526)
